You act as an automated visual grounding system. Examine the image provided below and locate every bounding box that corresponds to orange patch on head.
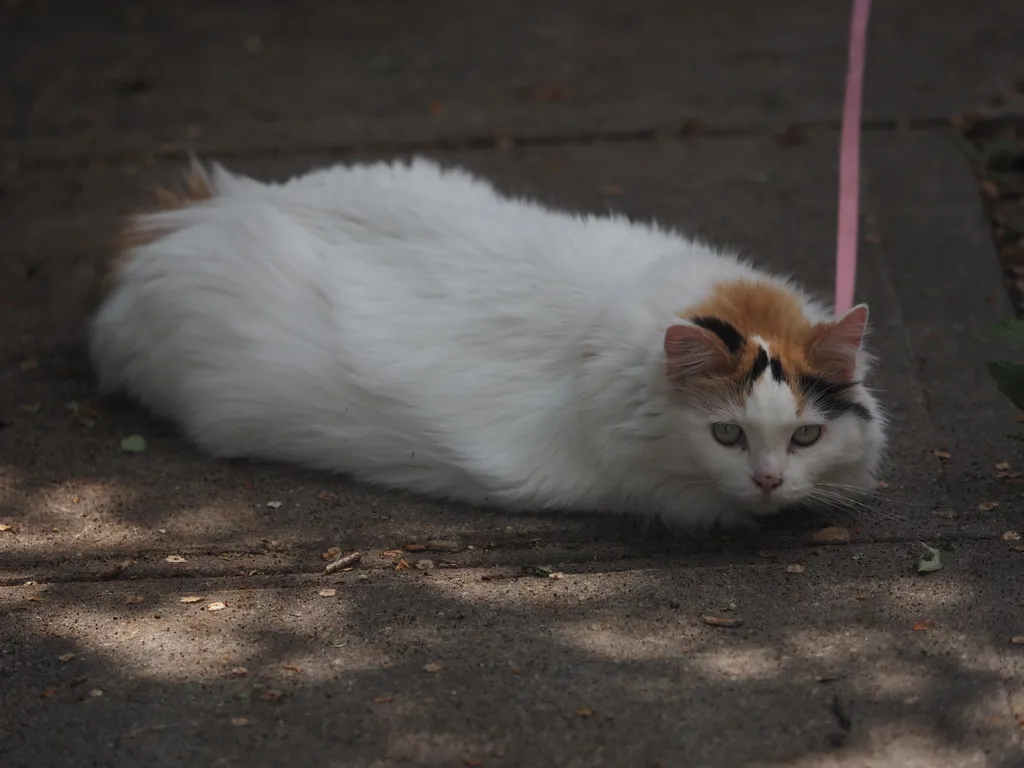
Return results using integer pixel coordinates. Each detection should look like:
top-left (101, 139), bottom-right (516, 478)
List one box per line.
top-left (104, 164), bottom-right (216, 295)
top-left (673, 280), bottom-right (867, 413)
top-left (682, 280), bottom-right (815, 380)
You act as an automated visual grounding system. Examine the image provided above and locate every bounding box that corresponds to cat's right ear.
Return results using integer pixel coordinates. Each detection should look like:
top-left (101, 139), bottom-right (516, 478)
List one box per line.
top-left (663, 324), bottom-right (731, 384)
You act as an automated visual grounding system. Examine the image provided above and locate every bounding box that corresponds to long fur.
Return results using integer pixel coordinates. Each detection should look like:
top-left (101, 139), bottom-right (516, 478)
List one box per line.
top-left (90, 158), bottom-right (886, 528)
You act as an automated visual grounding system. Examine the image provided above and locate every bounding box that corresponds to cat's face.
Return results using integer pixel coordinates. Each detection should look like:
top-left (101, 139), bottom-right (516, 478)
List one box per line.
top-left (663, 283), bottom-right (884, 517)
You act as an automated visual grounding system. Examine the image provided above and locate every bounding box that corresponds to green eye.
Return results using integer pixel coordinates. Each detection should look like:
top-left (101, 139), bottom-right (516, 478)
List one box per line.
top-left (791, 424), bottom-right (823, 447)
top-left (711, 423), bottom-right (744, 446)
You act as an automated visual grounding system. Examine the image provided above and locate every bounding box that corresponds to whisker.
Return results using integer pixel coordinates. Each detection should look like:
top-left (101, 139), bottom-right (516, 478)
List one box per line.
top-left (806, 487), bottom-right (907, 524)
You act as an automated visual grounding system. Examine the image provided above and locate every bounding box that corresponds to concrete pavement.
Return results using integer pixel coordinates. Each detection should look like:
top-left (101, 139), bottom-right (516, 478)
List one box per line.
top-left (2, 1), bottom-right (1023, 766)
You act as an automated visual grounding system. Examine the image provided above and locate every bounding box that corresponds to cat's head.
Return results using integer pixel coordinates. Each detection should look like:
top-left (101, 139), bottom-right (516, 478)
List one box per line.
top-left (662, 281), bottom-right (885, 517)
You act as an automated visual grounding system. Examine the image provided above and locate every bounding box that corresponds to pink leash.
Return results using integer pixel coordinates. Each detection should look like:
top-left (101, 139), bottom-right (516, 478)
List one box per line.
top-left (834, 0), bottom-right (871, 316)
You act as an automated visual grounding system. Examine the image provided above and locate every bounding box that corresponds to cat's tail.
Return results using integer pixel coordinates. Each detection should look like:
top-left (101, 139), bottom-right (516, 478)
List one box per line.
top-left (101, 157), bottom-right (226, 297)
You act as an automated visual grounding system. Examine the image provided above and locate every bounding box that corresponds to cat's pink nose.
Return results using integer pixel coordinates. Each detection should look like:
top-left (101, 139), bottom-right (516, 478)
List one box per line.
top-left (753, 472), bottom-right (783, 492)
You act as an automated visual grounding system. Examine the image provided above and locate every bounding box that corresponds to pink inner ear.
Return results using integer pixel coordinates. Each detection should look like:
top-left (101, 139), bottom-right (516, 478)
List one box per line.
top-left (663, 324), bottom-right (730, 383)
top-left (810, 304), bottom-right (869, 380)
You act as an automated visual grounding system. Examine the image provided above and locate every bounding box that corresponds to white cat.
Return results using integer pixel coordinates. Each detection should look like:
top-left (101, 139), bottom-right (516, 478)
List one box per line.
top-left (90, 158), bottom-right (886, 528)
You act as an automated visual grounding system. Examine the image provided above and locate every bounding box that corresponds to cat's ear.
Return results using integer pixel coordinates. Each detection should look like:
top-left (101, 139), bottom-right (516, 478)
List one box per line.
top-left (663, 324), bottom-right (732, 384)
top-left (806, 304), bottom-right (869, 381)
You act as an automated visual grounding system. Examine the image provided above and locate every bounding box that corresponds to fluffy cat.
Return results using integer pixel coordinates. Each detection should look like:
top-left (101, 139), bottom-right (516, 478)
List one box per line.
top-left (90, 158), bottom-right (886, 528)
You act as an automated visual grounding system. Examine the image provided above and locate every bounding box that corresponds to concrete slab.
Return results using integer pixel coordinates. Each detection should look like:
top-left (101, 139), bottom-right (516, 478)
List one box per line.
top-left (2, 541), bottom-right (1022, 767)
top-left (4, 1), bottom-right (1024, 764)
top-left (3, 0), bottom-right (1023, 161)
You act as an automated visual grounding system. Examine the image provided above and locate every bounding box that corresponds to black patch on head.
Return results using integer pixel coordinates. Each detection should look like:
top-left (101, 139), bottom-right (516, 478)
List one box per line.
top-left (742, 347), bottom-right (770, 387)
top-left (690, 316), bottom-right (745, 355)
top-left (769, 356), bottom-right (785, 383)
top-left (798, 376), bottom-right (872, 421)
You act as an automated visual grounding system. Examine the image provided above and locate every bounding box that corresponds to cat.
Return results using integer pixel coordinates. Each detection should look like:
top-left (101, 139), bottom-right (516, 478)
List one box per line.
top-left (90, 157), bottom-right (886, 528)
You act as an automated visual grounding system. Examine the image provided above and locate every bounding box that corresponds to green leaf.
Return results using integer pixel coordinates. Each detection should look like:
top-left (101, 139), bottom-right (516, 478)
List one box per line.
top-left (120, 434), bottom-right (147, 453)
top-left (980, 319), bottom-right (1024, 343)
top-left (988, 360), bottom-right (1024, 411)
top-left (917, 543), bottom-right (942, 574)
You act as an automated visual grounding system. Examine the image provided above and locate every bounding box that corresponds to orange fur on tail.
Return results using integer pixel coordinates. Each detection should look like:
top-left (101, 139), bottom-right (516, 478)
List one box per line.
top-left (104, 163), bottom-right (215, 294)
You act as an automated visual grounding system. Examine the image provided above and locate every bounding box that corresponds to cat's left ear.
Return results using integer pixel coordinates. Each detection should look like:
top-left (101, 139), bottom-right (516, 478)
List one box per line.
top-left (806, 304), bottom-right (869, 381)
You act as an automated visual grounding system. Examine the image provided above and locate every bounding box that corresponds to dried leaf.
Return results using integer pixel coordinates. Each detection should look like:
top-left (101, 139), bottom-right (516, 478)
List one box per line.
top-left (259, 689), bottom-right (283, 702)
top-left (0, 523), bottom-right (13, 532)
top-left (88, 688), bottom-right (104, 698)
top-left (575, 706), bottom-right (595, 717)
top-left (812, 526), bottom-right (851, 544)
top-left (40, 687), bottom-right (58, 698)
top-left (702, 615), bottom-right (743, 628)
top-left (230, 667), bottom-right (248, 677)
top-left (509, 666), bottom-right (522, 675)
top-left (231, 717), bottom-right (249, 727)
top-left (317, 491), bottom-right (339, 503)
top-left (380, 549), bottom-right (402, 558)
top-left (978, 501), bottom-right (1000, 512)
top-left (58, 653), bottom-right (76, 663)
top-left (125, 595), bottom-right (145, 604)
top-left (422, 662), bottom-right (442, 673)
top-left (995, 461), bottom-right (1012, 471)
top-left (99, 559), bottom-right (132, 580)
top-left (1009, 636), bottom-right (1024, 645)
top-left (786, 563), bottom-right (805, 573)
top-left (917, 543), bottom-right (943, 574)
top-left (179, 595), bottom-right (203, 603)
top-left (318, 588), bottom-right (337, 598)
top-left (1002, 530), bottom-right (1021, 541)
top-left (980, 179), bottom-right (1000, 199)
top-left (912, 619), bottom-right (935, 631)
top-left (321, 546), bottom-right (342, 561)
top-left (395, 558), bottom-right (410, 571)
top-left (324, 550), bottom-right (362, 573)
top-left (1013, 545), bottom-right (1024, 552)
top-left (265, 500), bottom-right (282, 509)
top-left (373, 695), bottom-right (393, 704)
top-left (206, 602), bottom-right (227, 612)
top-left (404, 543), bottom-right (427, 552)
top-left (281, 664), bottom-right (302, 674)
top-left (165, 555), bottom-right (186, 563)
top-left (933, 449), bottom-right (952, 461)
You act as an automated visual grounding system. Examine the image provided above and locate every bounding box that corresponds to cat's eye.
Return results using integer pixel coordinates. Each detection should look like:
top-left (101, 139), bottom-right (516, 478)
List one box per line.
top-left (791, 424), bottom-right (823, 447)
top-left (711, 422), bottom-right (744, 446)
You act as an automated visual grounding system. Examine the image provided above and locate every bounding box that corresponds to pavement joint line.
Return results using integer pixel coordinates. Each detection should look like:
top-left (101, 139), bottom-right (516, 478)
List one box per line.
top-left (4, 116), bottom-right (960, 172)
top-left (4, 534), bottom-right (1014, 588)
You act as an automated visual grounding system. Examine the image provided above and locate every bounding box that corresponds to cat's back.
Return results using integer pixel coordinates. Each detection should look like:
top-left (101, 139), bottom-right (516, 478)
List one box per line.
top-left (89, 157), bottom-right (742, 504)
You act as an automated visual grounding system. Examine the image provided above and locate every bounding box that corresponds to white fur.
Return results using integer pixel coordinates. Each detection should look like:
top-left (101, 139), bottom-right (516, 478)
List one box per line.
top-left (90, 158), bottom-right (886, 527)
